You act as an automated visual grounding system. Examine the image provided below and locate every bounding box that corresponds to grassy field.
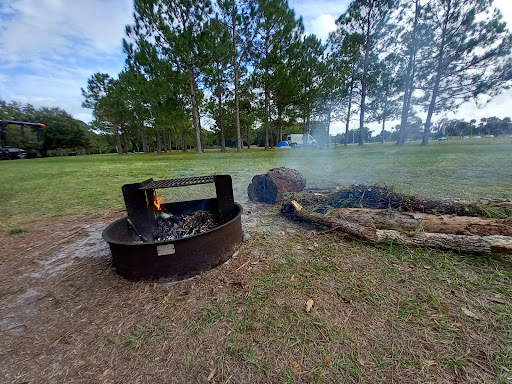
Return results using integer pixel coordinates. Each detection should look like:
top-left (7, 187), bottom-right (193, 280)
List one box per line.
top-left (1, 139), bottom-right (512, 383)
top-left (1, 139), bottom-right (511, 228)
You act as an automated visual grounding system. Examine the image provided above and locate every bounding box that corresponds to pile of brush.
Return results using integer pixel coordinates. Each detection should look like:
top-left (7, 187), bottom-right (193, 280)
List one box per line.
top-left (282, 185), bottom-right (512, 255)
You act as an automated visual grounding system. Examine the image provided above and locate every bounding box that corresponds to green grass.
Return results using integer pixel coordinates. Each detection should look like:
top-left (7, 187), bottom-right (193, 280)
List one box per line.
top-left (7, 227), bottom-right (26, 235)
top-left (190, 232), bottom-right (512, 383)
top-left (1, 139), bottom-right (511, 227)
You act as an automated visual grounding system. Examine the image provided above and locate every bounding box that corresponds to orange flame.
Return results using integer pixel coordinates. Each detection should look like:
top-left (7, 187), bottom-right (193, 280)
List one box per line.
top-left (154, 194), bottom-right (162, 211)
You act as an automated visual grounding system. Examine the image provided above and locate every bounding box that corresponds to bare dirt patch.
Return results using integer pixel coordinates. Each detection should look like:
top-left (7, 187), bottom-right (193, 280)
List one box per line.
top-left (1, 201), bottom-right (511, 383)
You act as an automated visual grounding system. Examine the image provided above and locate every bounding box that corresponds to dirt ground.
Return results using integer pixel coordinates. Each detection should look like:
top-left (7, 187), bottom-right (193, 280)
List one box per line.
top-left (1, 199), bottom-right (511, 384)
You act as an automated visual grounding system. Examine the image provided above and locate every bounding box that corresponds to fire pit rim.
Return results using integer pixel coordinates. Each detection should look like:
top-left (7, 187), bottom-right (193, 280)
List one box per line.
top-left (102, 202), bottom-right (243, 246)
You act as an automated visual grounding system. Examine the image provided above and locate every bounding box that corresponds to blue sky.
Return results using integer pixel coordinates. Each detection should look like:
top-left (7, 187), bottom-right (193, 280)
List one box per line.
top-left (0, 0), bottom-right (511, 134)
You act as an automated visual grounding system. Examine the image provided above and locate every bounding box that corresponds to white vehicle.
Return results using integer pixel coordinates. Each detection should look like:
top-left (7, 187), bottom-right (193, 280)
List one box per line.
top-left (287, 134), bottom-right (317, 147)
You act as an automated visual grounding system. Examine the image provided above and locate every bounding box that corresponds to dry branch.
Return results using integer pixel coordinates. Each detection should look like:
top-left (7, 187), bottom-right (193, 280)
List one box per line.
top-left (283, 201), bottom-right (512, 255)
top-left (329, 208), bottom-right (512, 236)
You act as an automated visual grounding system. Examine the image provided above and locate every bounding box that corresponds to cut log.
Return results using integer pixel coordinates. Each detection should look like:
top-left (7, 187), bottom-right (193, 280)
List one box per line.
top-left (282, 201), bottom-right (512, 255)
top-left (329, 208), bottom-right (512, 237)
top-left (248, 167), bottom-right (306, 204)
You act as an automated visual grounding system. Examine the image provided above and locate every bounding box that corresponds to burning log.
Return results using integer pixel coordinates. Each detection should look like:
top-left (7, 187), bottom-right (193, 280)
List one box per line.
top-left (153, 210), bottom-right (219, 242)
top-left (248, 167), bottom-right (306, 204)
top-left (328, 208), bottom-right (512, 237)
top-left (283, 201), bottom-right (512, 255)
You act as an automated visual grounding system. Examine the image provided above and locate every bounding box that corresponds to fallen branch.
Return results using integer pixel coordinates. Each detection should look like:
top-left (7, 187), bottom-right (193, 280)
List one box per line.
top-left (283, 201), bottom-right (512, 255)
top-left (329, 208), bottom-right (512, 236)
top-left (282, 201), bottom-right (377, 242)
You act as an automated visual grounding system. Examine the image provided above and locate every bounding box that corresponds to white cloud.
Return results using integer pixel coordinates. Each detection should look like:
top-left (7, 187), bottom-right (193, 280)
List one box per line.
top-left (0, 0), bottom-right (132, 122)
top-left (309, 14), bottom-right (337, 42)
top-left (289, 0), bottom-right (349, 20)
top-left (494, 0), bottom-right (512, 25)
top-left (0, 0), bottom-right (511, 129)
top-left (0, 0), bottom-right (132, 64)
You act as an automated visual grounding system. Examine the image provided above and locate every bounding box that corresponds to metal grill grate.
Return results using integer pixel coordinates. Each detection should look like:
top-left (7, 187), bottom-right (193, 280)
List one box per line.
top-left (139, 176), bottom-right (215, 190)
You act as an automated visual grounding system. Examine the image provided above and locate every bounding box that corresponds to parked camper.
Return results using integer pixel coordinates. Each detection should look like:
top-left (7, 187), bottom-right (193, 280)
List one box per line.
top-left (287, 134), bottom-right (317, 147)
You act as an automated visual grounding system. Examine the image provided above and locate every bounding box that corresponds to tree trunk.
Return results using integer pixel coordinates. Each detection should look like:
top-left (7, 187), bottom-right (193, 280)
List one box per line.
top-left (381, 115), bottom-right (386, 143)
top-left (187, 63), bottom-right (203, 153)
top-left (219, 91), bottom-right (226, 152)
top-left (168, 132), bottom-right (172, 152)
top-left (181, 133), bottom-right (187, 152)
top-left (246, 124), bottom-right (251, 149)
top-left (278, 106), bottom-right (283, 143)
top-left (345, 79), bottom-right (354, 146)
top-left (115, 126), bottom-right (123, 155)
top-left (162, 132), bottom-right (168, 153)
top-left (264, 83), bottom-right (270, 150)
top-left (232, 0), bottom-right (242, 153)
top-left (283, 201), bottom-right (512, 255)
top-left (329, 208), bottom-right (512, 236)
top-left (248, 167), bottom-right (306, 204)
top-left (302, 117), bottom-right (308, 146)
top-left (156, 131), bottom-right (162, 155)
top-left (269, 115), bottom-right (275, 148)
top-left (359, 10), bottom-right (372, 147)
top-left (264, 30), bottom-right (270, 151)
top-left (422, 0), bottom-right (450, 146)
top-left (139, 121), bottom-right (149, 153)
top-left (326, 106), bottom-right (332, 148)
top-left (398, 0), bottom-right (420, 145)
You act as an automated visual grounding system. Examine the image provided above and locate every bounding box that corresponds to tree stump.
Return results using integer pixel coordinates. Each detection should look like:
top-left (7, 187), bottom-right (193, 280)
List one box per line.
top-left (248, 167), bottom-right (306, 204)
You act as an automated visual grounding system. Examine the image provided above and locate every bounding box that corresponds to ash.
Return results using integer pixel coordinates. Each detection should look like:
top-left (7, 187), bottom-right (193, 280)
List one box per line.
top-left (153, 210), bottom-right (219, 242)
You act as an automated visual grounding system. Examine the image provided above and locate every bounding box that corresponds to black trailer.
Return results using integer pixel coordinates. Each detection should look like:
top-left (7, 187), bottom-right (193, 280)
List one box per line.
top-left (0, 119), bottom-right (45, 160)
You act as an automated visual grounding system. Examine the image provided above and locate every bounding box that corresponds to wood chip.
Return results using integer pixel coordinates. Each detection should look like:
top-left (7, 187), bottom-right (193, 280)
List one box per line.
top-left (487, 295), bottom-right (506, 304)
top-left (305, 299), bottom-right (314, 313)
top-left (292, 361), bottom-right (302, 373)
top-left (207, 367), bottom-right (216, 382)
top-left (462, 308), bottom-right (481, 319)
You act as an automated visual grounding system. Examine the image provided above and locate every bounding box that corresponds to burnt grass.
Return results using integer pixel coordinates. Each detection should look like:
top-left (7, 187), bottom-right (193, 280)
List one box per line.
top-left (0, 200), bottom-right (511, 384)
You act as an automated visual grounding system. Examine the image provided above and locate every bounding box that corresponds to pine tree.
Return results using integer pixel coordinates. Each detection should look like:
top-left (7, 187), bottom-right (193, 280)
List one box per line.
top-left (368, 54), bottom-right (403, 143)
top-left (253, 0), bottom-right (302, 150)
top-left (130, 0), bottom-right (214, 153)
top-left (418, 0), bottom-right (512, 145)
top-left (290, 34), bottom-right (326, 147)
top-left (335, 0), bottom-right (396, 146)
top-left (217, 0), bottom-right (257, 152)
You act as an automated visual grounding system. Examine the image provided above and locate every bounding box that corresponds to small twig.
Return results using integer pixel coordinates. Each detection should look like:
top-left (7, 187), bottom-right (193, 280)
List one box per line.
top-left (234, 260), bottom-right (251, 272)
top-left (301, 326), bottom-right (307, 366)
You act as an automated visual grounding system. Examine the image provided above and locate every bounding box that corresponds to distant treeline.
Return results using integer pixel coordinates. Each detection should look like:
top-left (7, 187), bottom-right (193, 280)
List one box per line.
top-left (0, 100), bottom-right (96, 157)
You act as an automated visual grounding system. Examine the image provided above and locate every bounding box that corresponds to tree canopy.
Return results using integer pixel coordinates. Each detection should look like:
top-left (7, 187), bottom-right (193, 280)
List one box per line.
top-left (78, 0), bottom-right (511, 152)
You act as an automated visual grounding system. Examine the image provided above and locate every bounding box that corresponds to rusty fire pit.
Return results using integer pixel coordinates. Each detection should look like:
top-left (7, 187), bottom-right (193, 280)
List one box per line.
top-left (102, 175), bottom-right (243, 281)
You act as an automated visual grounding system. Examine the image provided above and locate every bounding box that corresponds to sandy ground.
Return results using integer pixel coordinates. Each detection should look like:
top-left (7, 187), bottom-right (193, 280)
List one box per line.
top-left (0, 200), bottom-right (291, 383)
